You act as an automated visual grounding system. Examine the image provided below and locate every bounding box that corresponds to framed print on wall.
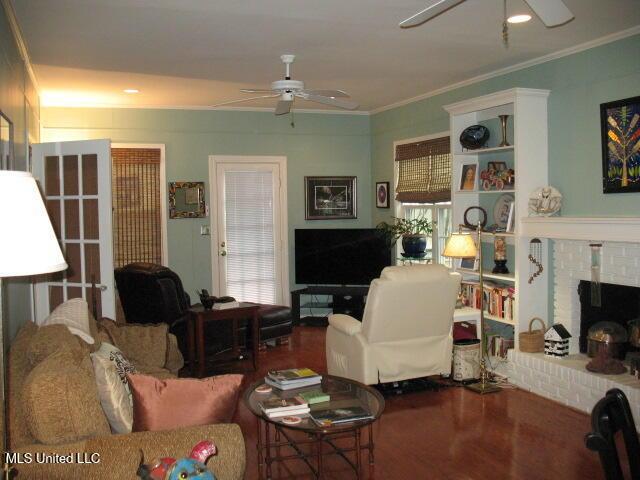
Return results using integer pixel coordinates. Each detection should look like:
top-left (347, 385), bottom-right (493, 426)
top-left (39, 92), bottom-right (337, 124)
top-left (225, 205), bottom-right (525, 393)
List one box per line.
top-left (376, 181), bottom-right (390, 208)
top-left (600, 95), bottom-right (640, 194)
top-left (305, 176), bottom-right (357, 220)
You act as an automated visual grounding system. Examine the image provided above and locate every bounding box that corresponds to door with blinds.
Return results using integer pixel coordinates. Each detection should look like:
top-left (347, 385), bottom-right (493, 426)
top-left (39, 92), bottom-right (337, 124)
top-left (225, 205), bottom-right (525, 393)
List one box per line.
top-left (31, 139), bottom-right (115, 321)
top-left (211, 156), bottom-right (288, 305)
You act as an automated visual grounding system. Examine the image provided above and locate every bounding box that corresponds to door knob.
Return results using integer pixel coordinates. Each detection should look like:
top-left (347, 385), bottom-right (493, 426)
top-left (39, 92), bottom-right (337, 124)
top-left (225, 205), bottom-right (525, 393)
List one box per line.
top-left (220, 251), bottom-right (227, 256)
top-left (220, 241), bottom-right (226, 247)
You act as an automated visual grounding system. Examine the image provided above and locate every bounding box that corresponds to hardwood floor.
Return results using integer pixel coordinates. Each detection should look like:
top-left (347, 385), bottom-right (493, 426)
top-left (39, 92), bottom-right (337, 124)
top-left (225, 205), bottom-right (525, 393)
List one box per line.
top-left (227, 326), bottom-right (602, 479)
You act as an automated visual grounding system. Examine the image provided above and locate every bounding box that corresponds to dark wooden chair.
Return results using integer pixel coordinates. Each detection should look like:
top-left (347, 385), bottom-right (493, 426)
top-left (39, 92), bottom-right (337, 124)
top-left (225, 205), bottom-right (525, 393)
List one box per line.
top-left (585, 388), bottom-right (640, 480)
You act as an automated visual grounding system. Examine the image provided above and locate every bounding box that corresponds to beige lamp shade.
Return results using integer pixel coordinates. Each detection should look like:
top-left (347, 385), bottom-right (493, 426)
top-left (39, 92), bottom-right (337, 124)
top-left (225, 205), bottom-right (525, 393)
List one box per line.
top-left (0, 171), bottom-right (67, 277)
top-left (443, 232), bottom-right (477, 259)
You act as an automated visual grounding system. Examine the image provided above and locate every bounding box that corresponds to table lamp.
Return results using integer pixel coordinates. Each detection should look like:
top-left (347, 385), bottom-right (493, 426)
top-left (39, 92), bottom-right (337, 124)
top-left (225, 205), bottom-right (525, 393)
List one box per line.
top-left (443, 225), bottom-right (501, 394)
top-left (0, 171), bottom-right (68, 477)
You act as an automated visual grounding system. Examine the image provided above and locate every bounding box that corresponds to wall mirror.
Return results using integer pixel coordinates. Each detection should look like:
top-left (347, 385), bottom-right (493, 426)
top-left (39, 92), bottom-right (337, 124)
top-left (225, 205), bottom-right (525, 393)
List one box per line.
top-left (0, 111), bottom-right (14, 170)
top-left (169, 181), bottom-right (206, 218)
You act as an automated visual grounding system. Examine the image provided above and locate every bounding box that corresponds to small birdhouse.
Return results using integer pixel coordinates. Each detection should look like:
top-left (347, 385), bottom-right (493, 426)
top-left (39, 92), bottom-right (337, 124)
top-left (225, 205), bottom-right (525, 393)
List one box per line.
top-left (544, 324), bottom-right (571, 358)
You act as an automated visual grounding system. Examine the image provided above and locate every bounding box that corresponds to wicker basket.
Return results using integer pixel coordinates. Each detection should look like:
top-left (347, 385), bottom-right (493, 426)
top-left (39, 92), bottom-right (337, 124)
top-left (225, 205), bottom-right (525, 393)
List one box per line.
top-left (519, 317), bottom-right (546, 353)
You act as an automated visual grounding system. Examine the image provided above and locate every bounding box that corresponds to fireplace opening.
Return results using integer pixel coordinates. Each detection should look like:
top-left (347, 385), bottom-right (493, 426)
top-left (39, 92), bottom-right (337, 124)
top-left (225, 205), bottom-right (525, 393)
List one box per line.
top-left (578, 280), bottom-right (640, 357)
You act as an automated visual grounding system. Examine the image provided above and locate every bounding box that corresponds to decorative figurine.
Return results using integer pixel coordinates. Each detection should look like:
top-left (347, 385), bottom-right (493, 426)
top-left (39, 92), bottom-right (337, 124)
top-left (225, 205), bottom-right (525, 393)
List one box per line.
top-left (492, 236), bottom-right (509, 274)
top-left (137, 441), bottom-right (217, 480)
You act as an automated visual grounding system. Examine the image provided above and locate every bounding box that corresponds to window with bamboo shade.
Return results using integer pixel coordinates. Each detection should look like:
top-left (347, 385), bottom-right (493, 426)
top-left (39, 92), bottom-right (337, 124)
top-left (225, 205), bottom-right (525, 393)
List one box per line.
top-left (111, 148), bottom-right (162, 268)
top-left (395, 136), bottom-right (451, 203)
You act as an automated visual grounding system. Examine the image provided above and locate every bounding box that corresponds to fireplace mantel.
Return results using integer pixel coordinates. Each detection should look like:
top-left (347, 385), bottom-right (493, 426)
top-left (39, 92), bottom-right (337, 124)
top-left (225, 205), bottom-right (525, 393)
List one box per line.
top-left (520, 216), bottom-right (640, 242)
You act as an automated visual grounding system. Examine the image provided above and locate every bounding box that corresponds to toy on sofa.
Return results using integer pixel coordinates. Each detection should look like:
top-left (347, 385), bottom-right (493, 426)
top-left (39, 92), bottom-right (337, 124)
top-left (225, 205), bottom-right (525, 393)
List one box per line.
top-left (137, 441), bottom-right (218, 480)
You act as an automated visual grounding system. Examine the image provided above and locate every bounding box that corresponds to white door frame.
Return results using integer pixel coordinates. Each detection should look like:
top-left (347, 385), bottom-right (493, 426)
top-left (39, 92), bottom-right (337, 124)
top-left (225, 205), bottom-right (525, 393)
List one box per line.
top-left (111, 143), bottom-right (168, 265)
top-left (208, 155), bottom-right (289, 305)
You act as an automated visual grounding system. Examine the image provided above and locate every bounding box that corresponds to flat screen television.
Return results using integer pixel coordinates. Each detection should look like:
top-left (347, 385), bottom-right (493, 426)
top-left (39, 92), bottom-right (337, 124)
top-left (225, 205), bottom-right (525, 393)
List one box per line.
top-left (295, 228), bottom-right (392, 285)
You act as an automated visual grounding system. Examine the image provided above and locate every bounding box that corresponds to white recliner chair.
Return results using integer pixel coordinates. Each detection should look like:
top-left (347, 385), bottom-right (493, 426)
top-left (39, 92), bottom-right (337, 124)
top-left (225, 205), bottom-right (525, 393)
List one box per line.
top-left (326, 264), bottom-right (461, 385)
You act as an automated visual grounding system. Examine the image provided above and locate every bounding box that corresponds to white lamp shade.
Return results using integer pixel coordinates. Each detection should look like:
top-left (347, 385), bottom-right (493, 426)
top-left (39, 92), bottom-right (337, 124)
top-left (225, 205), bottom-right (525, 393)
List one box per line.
top-left (443, 232), bottom-right (477, 259)
top-left (0, 171), bottom-right (67, 277)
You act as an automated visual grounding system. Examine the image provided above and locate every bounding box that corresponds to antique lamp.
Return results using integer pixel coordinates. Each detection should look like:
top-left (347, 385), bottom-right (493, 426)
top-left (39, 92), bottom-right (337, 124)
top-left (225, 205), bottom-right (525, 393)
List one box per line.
top-left (443, 225), bottom-right (501, 394)
top-left (0, 171), bottom-right (67, 477)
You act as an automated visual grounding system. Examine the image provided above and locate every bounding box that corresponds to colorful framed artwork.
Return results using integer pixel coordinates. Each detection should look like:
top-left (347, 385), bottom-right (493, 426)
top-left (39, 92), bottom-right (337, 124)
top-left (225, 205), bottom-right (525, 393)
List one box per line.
top-left (600, 96), bottom-right (640, 194)
top-left (376, 181), bottom-right (390, 208)
top-left (305, 176), bottom-right (357, 220)
top-left (459, 163), bottom-right (477, 191)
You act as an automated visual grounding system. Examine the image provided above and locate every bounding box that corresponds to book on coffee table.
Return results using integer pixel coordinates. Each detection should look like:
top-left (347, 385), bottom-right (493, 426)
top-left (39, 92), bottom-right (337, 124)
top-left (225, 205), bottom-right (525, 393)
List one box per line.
top-left (310, 406), bottom-right (374, 426)
top-left (299, 390), bottom-right (330, 405)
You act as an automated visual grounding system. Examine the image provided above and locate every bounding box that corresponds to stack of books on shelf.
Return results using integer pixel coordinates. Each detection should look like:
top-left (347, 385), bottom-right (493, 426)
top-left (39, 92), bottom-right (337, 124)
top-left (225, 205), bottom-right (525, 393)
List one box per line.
top-left (265, 368), bottom-right (322, 390)
top-left (259, 396), bottom-right (310, 418)
top-left (460, 280), bottom-right (515, 322)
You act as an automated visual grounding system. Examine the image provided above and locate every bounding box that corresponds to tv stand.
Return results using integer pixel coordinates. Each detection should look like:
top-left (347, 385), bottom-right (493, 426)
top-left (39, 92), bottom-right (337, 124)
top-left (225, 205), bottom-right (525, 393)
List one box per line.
top-left (291, 285), bottom-right (369, 325)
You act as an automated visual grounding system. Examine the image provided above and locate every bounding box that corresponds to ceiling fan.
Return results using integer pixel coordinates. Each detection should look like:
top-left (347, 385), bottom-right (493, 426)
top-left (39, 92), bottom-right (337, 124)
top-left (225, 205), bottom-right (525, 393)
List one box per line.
top-left (211, 55), bottom-right (359, 115)
top-left (399, 0), bottom-right (574, 28)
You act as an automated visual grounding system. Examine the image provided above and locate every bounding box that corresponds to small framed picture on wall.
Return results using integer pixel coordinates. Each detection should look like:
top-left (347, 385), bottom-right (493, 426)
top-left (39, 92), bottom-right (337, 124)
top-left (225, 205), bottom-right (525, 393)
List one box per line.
top-left (376, 181), bottom-right (390, 208)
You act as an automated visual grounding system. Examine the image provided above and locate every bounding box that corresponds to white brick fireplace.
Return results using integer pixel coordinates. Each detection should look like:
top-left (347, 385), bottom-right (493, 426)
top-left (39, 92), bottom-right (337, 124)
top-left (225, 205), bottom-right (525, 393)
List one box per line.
top-left (506, 217), bottom-right (640, 416)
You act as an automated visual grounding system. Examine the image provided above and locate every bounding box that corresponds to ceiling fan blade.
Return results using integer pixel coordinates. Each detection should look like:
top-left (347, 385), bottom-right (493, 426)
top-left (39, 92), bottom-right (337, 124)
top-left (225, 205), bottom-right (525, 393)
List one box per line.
top-left (210, 94), bottom-right (279, 108)
top-left (523, 0), bottom-right (574, 27)
top-left (240, 89), bottom-right (276, 94)
top-left (399, 0), bottom-right (465, 28)
top-left (275, 99), bottom-right (293, 115)
top-left (301, 89), bottom-right (349, 98)
top-left (299, 93), bottom-right (359, 110)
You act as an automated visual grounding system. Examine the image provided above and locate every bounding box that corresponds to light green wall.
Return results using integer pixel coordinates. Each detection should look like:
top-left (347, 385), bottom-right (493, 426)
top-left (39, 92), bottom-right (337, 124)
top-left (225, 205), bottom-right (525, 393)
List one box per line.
top-left (1, 2), bottom-right (40, 339)
top-left (41, 108), bottom-right (371, 296)
top-left (371, 33), bottom-right (640, 226)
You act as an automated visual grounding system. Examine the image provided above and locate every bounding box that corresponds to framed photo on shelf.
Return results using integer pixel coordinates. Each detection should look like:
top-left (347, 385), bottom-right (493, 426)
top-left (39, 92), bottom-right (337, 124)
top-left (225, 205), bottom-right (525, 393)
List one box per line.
top-left (305, 176), bottom-right (357, 220)
top-left (506, 201), bottom-right (515, 232)
top-left (459, 163), bottom-right (477, 191)
top-left (375, 181), bottom-right (390, 208)
top-left (600, 95), bottom-right (640, 194)
top-left (487, 161), bottom-right (507, 172)
top-left (458, 257), bottom-right (479, 271)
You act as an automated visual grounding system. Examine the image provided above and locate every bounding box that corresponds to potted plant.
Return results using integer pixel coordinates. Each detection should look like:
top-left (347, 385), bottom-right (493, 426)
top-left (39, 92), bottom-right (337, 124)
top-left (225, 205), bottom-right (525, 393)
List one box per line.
top-left (376, 216), bottom-right (433, 257)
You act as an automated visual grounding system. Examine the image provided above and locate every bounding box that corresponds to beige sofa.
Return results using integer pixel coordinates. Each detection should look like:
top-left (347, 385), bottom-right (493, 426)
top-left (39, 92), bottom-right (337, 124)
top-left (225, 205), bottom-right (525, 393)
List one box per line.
top-left (8, 318), bottom-right (246, 480)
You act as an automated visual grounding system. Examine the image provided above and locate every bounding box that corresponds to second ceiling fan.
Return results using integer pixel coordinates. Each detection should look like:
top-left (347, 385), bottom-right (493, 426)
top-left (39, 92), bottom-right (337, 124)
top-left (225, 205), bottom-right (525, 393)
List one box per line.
top-left (400, 0), bottom-right (574, 28)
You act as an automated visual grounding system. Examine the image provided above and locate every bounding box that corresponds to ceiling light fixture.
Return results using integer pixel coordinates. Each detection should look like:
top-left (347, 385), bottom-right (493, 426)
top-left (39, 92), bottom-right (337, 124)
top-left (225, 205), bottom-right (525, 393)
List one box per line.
top-left (123, 89), bottom-right (139, 94)
top-left (508, 14), bottom-right (532, 23)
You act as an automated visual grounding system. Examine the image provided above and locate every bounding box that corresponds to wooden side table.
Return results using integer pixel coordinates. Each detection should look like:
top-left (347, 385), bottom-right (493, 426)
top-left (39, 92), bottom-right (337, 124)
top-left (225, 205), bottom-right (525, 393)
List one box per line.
top-left (188, 303), bottom-right (261, 377)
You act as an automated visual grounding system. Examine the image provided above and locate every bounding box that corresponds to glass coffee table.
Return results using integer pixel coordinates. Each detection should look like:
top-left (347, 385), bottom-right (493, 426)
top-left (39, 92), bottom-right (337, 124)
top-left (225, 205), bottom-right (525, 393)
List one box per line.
top-left (243, 375), bottom-right (385, 479)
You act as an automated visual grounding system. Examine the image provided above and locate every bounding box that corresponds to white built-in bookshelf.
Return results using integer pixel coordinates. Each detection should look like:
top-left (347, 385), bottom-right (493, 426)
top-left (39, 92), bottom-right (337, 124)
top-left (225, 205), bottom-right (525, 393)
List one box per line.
top-left (444, 88), bottom-right (551, 349)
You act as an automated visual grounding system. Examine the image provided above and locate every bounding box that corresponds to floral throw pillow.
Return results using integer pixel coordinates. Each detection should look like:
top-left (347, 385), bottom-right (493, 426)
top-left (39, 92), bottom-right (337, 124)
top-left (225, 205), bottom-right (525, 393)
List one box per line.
top-left (90, 342), bottom-right (137, 433)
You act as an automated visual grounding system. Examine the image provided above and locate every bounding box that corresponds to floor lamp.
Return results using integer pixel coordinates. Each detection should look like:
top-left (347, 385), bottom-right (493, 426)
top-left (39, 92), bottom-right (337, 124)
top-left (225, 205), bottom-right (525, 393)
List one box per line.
top-left (0, 171), bottom-right (68, 477)
top-left (443, 223), bottom-right (501, 395)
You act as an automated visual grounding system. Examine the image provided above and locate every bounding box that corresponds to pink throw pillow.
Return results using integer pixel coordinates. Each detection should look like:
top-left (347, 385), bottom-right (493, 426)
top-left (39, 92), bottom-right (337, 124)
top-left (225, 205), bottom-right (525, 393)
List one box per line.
top-left (127, 373), bottom-right (243, 432)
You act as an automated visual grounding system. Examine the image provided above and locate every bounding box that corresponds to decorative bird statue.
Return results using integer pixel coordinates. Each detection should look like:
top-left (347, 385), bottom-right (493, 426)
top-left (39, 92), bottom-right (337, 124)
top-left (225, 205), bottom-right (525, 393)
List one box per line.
top-left (137, 441), bottom-right (217, 480)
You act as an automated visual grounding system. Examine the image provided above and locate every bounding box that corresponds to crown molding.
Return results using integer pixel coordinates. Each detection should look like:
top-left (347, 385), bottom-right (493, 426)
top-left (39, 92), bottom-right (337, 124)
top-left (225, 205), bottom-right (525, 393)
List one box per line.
top-left (41, 102), bottom-right (371, 115)
top-left (1, 0), bottom-right (39, 93)
top-left (370, 25), bottom-right (640, 115)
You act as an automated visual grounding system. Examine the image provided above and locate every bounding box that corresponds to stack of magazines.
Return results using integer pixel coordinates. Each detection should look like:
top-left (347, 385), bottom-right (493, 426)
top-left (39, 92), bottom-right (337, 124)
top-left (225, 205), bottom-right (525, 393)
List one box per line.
top-left (259, 396), bottom-right (309, 418)
top-left (265, 368), bottom-right (322, 390)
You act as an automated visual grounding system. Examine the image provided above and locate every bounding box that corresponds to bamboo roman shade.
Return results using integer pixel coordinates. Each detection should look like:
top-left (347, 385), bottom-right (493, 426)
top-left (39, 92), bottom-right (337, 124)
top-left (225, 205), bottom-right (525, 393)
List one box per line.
top-left (112, 148), bottom-right (162, 268)
top-left (395, 136), bottom-right (451, 203)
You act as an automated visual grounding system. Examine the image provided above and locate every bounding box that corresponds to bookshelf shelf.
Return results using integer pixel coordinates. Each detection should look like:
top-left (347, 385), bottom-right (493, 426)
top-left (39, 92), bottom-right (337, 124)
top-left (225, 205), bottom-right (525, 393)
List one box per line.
top-left (445, 88), bottom-right (551, 354)
top-left (457, 307), bottom-right (515, 326)
top-left (456, 145), bottom-right (515, 155)
top-left (457, 268), bottom-right (515, 283)
top-left (455, 189), bottom-right (516, 195)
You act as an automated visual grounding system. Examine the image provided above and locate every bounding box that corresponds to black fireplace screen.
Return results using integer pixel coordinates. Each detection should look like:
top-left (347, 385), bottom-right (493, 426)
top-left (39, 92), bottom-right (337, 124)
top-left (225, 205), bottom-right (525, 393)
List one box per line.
top-left (578, 280), bottom-right (640, 353)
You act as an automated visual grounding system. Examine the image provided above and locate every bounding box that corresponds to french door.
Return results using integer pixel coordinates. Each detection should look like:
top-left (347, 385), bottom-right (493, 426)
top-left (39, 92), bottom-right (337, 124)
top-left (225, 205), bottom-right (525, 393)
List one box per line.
top-left (210, 156), bottom-right (289, 306)
top-left (31, 139), bottom-right (115, 321)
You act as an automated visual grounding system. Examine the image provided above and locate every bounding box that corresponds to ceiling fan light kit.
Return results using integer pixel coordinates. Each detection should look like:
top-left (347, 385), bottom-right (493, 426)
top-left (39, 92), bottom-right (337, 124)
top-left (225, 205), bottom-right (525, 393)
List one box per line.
top-left (212, 54), bottom-right (358, 117)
